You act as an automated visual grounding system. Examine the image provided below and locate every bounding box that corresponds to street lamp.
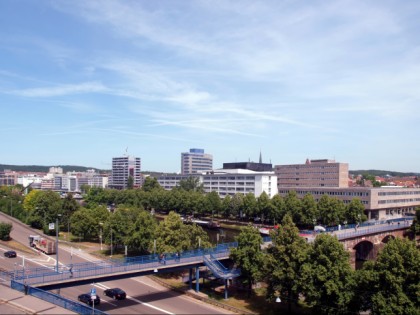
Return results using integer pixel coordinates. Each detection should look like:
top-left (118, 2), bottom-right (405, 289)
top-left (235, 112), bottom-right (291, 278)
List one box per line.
top-left (110, 227), bottom-right (113, 257)
top-left (56, 214), bottom-right (62, 272)
top-left (99, 222), bottom-right (103, 251)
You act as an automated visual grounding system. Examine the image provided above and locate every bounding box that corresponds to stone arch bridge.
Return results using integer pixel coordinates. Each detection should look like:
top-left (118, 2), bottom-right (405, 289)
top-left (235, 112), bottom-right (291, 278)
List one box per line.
top-left (339, 227), bottom-right (410, 269)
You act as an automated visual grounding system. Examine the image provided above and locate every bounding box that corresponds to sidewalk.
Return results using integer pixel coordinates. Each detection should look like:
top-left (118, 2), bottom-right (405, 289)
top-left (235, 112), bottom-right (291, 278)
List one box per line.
top-left (0, 284), bottom-right (75, 314)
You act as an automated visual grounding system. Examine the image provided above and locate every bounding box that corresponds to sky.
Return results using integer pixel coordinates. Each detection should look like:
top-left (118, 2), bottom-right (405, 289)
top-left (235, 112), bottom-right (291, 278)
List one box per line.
top-left (1, 0), bottom-right (419, 173)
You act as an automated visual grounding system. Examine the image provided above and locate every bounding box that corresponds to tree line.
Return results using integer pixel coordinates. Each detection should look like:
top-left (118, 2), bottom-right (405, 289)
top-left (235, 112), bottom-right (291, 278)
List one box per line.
top-left (231, 214), bottom-right (420, 315)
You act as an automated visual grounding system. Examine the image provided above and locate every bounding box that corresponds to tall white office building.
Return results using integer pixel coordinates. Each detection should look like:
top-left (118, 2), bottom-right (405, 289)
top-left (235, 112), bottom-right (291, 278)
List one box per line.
top-left (110, 156), bottom-right (142, 189)
top-left (181, 148), bottom-right (213, 175)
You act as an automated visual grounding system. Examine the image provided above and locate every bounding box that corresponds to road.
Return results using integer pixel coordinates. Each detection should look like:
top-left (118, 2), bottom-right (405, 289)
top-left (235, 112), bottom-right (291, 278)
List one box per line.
top-left (0, 212), bottom-right (231, 314)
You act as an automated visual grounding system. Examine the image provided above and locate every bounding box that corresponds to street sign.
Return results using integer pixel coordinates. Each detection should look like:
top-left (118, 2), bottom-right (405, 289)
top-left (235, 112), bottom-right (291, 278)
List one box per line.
top-left (90, 288), bottom-right (96, 295)
top-left (49, 223), bottom-right (55, 230)
top-left (91, 294), bottom-right (96, 300)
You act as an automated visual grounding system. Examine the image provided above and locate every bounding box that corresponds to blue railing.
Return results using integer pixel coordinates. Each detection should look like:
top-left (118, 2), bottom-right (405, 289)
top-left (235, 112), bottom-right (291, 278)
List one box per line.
top-left (11, 280), bottom-right (106, 315)
top-left (13, 221), bottom-right (409, 286)
top-left (14, 242), bottom-right (238, 286)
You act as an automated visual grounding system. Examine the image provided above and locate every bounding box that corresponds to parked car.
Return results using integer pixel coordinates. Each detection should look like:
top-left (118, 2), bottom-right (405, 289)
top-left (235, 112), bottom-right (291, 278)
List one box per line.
top-left (103, 288), bottom-right (126, 300)
top-left (78, 293), bottom-right (100, 306)
top-left (4, 250), bottom-right (17, 258)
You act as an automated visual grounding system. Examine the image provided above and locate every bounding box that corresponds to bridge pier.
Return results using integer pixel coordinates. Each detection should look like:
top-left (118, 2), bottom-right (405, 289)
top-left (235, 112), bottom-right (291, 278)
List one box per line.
top-left (189, 268), bottom-right (193, 290)
top-left (195, 267), bottom-right (200, 293)
top-left (224, 279), bottom-right (228, 299)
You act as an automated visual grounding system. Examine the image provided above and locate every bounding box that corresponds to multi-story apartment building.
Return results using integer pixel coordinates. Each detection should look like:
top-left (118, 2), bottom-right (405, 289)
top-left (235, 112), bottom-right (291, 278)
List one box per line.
top-left (109, 156), bottom-right (142, 189)
top-left (181, 148), bottom-right (213, 175)
top-left (275, 159), bottom-right (349, 188)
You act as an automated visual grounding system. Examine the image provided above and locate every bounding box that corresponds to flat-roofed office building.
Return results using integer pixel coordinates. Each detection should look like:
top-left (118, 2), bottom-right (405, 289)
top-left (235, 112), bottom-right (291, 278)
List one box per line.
top-left (277, 186), bottom-right (420, 221)
top-left (181, 148), bottom-right (213, 175)
top-left (275, 159), bottom-right (349, 188)
top-left (158, 169), bottom-right (277, 198)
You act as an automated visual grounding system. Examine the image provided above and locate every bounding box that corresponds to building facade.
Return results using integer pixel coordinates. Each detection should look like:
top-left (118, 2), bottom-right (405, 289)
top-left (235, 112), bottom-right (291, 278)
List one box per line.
top-left (275, 159), bottom-right (349, 188)
top-left (277, 186), bottom-right (419, 221)
top-left (109, 156), bottom-right (142, 189)
top-left (158, 169), bottom-right (277, 198)
top-left (181, 148), bottom-right (213, 175)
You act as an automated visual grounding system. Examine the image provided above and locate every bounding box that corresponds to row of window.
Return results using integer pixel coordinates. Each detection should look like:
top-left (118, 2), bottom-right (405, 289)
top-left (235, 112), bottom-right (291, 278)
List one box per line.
top-left (378, 198), bottom-right (420, 204)
top-left (279, 190), bottom-right (370, 197)
top-left (378, 191), bottom-right (420, 196)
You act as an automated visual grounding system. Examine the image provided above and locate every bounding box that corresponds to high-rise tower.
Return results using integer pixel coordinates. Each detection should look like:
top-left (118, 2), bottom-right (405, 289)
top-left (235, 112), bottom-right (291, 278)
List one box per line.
top-left (181, 148), bottom-right (213, 175)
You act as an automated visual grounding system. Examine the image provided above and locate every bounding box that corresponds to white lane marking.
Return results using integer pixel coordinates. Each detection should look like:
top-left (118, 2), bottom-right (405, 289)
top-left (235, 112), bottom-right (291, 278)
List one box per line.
top-left (93, 282), bottom-right (174, 314)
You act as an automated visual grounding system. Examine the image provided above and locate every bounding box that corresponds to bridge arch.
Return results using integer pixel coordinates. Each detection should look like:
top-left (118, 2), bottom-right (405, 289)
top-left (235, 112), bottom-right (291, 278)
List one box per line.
top-left (353, 240), bottom-right (374, 267)
top-left (381, 234), bottom-right (395, 244)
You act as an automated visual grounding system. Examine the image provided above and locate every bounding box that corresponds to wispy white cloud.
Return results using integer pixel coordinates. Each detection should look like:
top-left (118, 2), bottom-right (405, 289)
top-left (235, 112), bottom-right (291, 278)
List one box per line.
top-left (9, 82), bottom-right (108, 97)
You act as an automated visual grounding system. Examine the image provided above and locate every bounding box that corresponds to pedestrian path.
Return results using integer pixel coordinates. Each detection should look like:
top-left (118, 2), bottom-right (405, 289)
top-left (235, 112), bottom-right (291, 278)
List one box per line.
top-left (0, 284), bottom-right (75, 314)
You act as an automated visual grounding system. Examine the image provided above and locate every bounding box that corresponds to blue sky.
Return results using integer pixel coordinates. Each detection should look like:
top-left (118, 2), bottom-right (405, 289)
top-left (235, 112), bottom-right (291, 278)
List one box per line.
top-left (1, 0), bottom-right (419, 173)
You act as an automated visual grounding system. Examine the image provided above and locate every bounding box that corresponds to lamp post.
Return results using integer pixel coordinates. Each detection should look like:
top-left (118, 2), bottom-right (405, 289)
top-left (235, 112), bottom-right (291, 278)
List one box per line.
top-left (110, 227), bottom-right (113, 257)
top-left (99, 222), bottom-right (103, 251)
top-left (56, 214), bottom-right (61, 272)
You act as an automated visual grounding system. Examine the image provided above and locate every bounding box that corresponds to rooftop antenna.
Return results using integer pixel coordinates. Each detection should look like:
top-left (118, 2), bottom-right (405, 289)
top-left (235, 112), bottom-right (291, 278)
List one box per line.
top-left (124, 147), bottom-right (128, 157)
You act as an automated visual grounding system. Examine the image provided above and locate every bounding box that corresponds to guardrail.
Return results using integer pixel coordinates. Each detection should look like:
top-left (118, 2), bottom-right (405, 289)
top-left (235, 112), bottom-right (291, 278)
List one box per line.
top-left (11, 280), bottom-right (106, 315)
top-left (14, 242), bottom-right (239, 286)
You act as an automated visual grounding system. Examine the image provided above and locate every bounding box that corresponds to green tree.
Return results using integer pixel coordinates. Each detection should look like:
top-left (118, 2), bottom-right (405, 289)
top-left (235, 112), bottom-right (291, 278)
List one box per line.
top-left (345, 198), bottom-right (366, 225)
top-left (257, 192), bottom-right (274, 224)
top-left (177, 177), bottom-right (204, 193)
top-left (284, 190), bottom-right (302, 224)
top-left (229, 193), bottom-right (244, 219)
top-left (61, 194), bottom-right (80, 232)
top-left (242, 193), bottom-right (258, 220)
top-left (127, 175), bottom-right (134, 189)
top-left (125, 210), bottom-right (157, 254)
top-left (206, 191), bottom-right (222, 219)
top-left (410, 207), bottom-right (420, 238)
top-left (155, 211), bottom-right (210, 254)
top-left (264, 214), bottom-right (310, 312)
top-left (300, 234), bottom-right (355, 314)
top-left (142, 177), bottom-right (162, 192)
top-left (230, 224), bottom-right (264, 297)
top-left (317, 195), bottom-right (345, 226)
top-left (24, 190), bottom-right (62, 233)
top-left (357, 238), bottom-right (420, 315)
top-left (221, 195), bottom-right (232, 219)
top-left (300, 194), bottom-right (318, 226)
top-left (0, 222), bottom-right (12, 241)
top-left (70, 208), bottom-right (97, 240)
top-left (270, 194), bottom-right (285, 225)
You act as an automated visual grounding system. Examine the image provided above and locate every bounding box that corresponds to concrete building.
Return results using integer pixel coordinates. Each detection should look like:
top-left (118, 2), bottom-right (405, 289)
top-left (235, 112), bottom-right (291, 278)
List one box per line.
top-left (275, 158), bottom-right (419, 220)
top-left (277, 186), bottom-right (419, 221)
top-left (181, 148), bottom-right (213, 175)
top-left (109, 156), bottom-right (142, 189)
top-left (158, 169), bottom-right (277, 198)
top-left (275, 159), bottom-right (349, 188)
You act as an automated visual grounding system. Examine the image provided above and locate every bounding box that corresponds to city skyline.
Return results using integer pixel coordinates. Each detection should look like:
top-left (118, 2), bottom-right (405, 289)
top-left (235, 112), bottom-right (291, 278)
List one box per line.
top-left (1, 1), bottom-right (419, 173)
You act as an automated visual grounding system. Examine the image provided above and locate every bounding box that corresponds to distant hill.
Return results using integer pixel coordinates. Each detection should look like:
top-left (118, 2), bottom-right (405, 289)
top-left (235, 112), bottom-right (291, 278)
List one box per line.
top-left (349, 170), bottom-right (419, 177)
top-left (0, 164), bottom-right (110, 173)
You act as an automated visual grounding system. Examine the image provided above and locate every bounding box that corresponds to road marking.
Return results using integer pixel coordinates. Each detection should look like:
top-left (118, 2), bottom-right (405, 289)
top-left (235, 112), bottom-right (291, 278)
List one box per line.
top-left (93, 282), bottom-right (174, 314)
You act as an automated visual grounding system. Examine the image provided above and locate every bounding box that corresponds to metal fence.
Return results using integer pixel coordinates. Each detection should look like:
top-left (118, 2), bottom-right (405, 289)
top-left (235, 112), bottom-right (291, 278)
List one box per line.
top-left (11, 280), bottom-right (106, 315)
top-left (14, 242), bottom-right (238, 286)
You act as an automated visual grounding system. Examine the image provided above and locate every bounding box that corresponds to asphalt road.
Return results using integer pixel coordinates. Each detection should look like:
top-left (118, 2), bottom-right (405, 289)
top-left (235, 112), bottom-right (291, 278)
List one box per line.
top-left (0, 212), bottom-right (231, 314)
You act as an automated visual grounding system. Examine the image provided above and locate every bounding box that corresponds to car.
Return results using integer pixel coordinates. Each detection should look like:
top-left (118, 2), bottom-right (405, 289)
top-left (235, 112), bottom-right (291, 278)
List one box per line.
top-left (103, 288), bottom-right (126, 300)
top-left (4, 250), bottom-right (17, 258)
top-left (78, 293), bottom-right (100, 306)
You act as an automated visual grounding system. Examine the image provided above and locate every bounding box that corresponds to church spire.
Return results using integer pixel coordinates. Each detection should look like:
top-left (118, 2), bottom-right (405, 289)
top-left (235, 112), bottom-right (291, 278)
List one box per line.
top-left (259, 150), bottom-right (262, 163)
